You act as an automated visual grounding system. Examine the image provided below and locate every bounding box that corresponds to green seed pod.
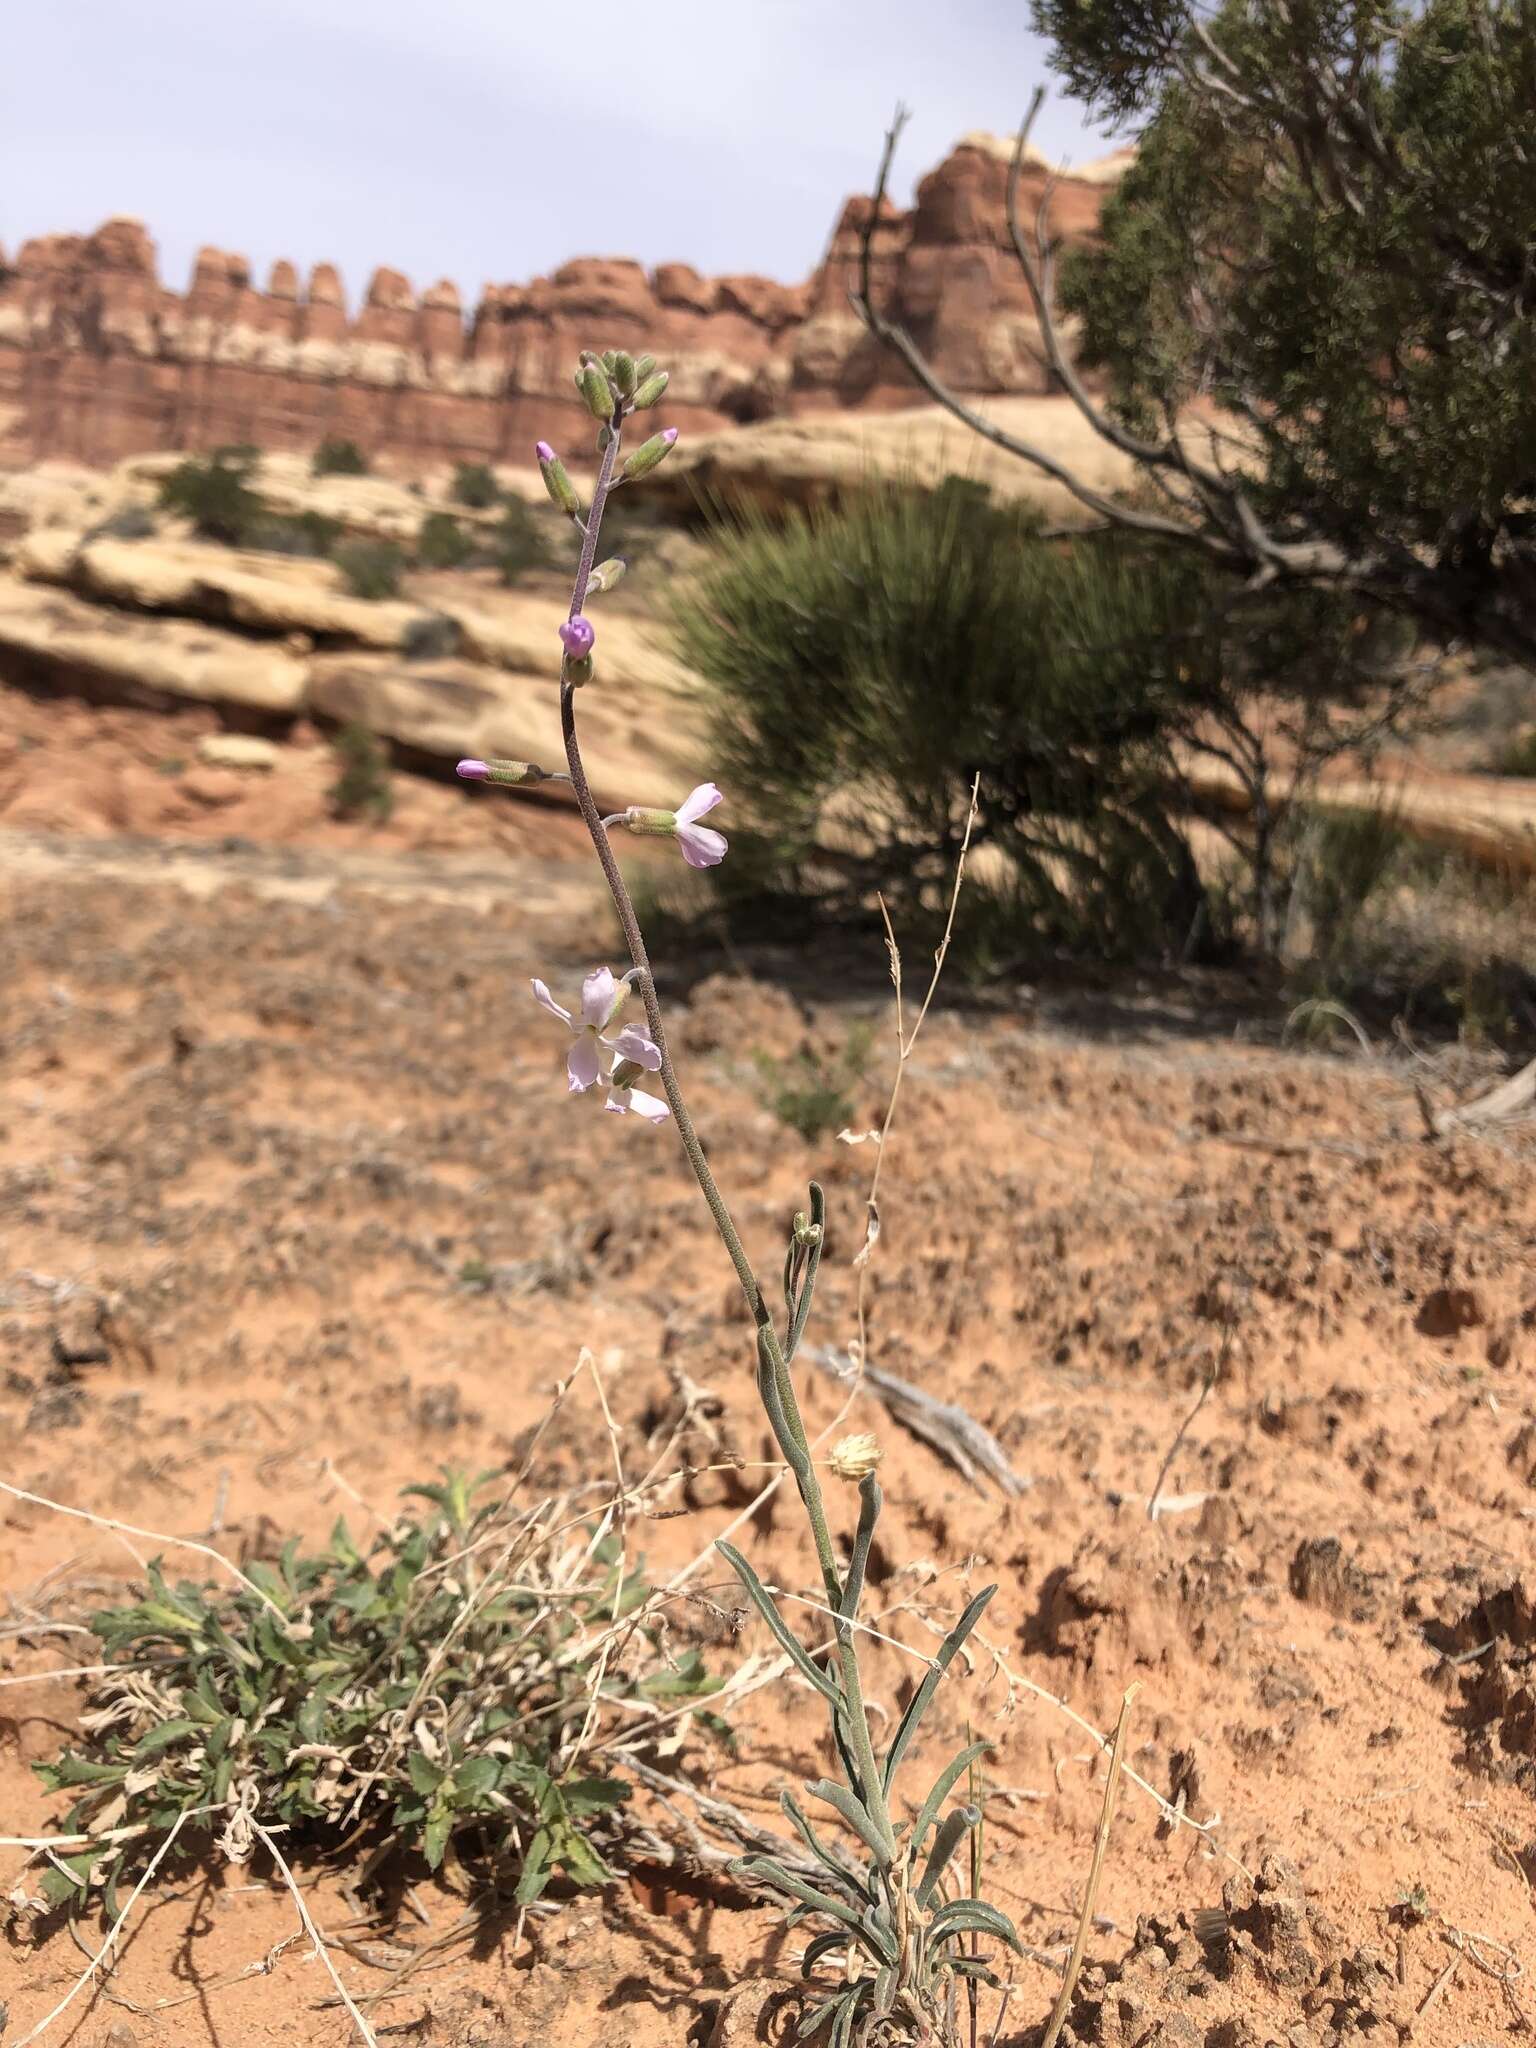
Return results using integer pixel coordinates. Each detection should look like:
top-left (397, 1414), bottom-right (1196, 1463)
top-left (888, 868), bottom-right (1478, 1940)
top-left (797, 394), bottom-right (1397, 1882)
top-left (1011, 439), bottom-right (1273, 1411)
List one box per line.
top-left (610, 1057), bottom-right (645, 1090)
top-left (537, 451), bottom-right (581, 518)
top-left (611, 350), bottom-right (637, 397)
top-left (579, 364), bottom-right (613, 422)
top-left (620, 428), bottom-right (679, 481)
top-left (564, 652), bottom-right (595, 686)
top-left (586, 555), bottom-right (628, 596)
top-left (632, 370), bottom-right (669, 409)
top-left (479, 758), bottom-right (551, 786)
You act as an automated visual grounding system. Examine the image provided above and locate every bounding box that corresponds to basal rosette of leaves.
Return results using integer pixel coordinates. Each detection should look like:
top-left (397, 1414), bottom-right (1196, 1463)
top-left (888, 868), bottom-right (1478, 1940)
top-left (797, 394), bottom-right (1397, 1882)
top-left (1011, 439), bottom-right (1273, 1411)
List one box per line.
top-left (33, 1470), bottom-right (724, 1917)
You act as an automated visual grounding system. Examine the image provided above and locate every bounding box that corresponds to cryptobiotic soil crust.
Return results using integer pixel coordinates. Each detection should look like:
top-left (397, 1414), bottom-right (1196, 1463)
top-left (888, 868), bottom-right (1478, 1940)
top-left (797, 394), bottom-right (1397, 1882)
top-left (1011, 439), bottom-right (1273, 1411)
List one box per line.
top-left (2, 731), bottom-right (1535, 2048)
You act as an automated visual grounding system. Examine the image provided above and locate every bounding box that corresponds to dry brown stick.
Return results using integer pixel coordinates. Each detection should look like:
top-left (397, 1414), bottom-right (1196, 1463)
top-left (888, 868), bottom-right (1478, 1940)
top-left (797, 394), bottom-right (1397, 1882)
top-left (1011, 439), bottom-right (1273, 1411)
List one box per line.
top-left (1432, 1053), bottom-right (1536, 1134)
top-left (1040, 1684), bottom-right (1141, 2048)
top-left (250, 1817), bottom-right (379, 2047)
top-left (1411, 1958), bottom-right (1457, 2032)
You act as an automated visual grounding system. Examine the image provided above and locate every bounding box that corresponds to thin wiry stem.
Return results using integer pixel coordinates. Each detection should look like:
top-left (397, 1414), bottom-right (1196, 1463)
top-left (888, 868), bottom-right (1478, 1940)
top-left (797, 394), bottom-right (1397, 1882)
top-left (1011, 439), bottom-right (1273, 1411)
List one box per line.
top-left (555, 402), bottom-right (893, 1852)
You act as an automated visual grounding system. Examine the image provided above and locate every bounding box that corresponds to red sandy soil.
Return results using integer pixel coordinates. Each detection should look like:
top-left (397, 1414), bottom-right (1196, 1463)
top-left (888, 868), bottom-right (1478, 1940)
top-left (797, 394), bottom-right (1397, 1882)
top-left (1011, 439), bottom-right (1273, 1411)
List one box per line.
top-left (2, 696), bottom-right (1536, 2048)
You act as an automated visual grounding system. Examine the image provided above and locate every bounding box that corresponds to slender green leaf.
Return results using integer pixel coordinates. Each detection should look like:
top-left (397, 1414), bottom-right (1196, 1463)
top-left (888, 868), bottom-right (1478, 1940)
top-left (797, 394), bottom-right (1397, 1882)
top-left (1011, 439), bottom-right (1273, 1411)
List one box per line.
top-left (908, 1743), bottom-right (990, 1865)
top-left (780, 1792), bottom-right (863, 1892)
top-left (926, 1897), bottom-right (1023, 1954)
top-left (133, 1718), bottom-right (201, 1757)
top-left (799, 1929), bottom-right (851, 1979)
top-left (883, 1587), bottom-right (995, 1793)
top-left (716, 1541), bottom-right (842, 1705)
top-left (838, 1473), bottom-right (881, 1624)
top-left (736, 1857), bottom-right (865, 1934)
top-left (806, 1776), bottom-right (892, 1868)
top-left (916, 1803), bottom-right (980, 1907)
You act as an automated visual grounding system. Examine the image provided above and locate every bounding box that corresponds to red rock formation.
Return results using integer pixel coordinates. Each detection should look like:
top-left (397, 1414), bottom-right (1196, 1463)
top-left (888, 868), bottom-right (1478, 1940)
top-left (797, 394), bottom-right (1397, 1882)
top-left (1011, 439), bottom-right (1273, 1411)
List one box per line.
top-left (0, 138), bottom-right (1125, 473)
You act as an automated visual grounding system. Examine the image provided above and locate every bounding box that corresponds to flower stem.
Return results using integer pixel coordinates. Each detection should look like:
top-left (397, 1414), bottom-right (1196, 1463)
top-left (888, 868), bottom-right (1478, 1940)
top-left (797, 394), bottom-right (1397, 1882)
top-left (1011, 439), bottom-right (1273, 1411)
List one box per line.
top-left (556, 408), bottom-right (893, 1853)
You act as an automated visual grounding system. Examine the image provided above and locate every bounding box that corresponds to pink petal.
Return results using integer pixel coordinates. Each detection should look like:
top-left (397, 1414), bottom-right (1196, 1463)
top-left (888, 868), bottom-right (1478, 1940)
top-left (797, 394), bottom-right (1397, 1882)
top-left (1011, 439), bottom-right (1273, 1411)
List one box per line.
top-left (674, 782), bottom-right (723, 826)
top-left (677, 824), bottom-right (728, 869)
top-left (567, 1032), bottom-right (602, 1093)
top-left (531, 978), bottom-right (574, 1027)
top-left (627, 1087), bottom-right (672, 1123)
top-left (581, 965), bottom-right (618, 1027)
top-left (610, 1024), bottom-right (662, 1071)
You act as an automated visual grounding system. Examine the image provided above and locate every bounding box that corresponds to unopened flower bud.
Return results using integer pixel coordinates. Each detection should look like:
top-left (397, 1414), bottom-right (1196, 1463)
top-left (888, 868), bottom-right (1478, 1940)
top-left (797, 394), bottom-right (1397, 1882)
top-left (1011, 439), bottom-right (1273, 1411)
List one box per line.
top-left (559, 615), bottom-right (596, 658)
top-left (457, 757), bottom-right (552, 786)
top-left (793, 1212), bottom-right (823, 1249)
top-left (535, 442), bottom-right (580, 516)
top-left (616, 806), bottom-right (673, 838)
top-left (634, 354), bottom-right (656, 381)
top-left (621, 427), bottom-right (679, 481)
top-left (828, 1433), bottom-right (883, 1482)
top-left (579, 364), bottom-right (614, 422)
top-left (611, 350), bottom-right (637, 397)
top-left (600, 349), bottom-right (619, 373)
top-left (632, 370), bottom-right (669, 409)
top-left (586, 556), bottom-right (628, 596)
top-left (596, 424), bottom-right (613, 454)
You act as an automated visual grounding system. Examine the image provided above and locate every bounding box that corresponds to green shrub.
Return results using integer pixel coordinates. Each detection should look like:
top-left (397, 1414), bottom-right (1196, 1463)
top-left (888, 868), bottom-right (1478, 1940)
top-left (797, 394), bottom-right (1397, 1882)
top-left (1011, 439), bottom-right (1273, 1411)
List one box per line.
top-left (28, 1472), bottom-right (723, 1910)
top-left (250, 509), bottom-right (341, 558)
top-left (329, 721), bottom-right (394, 821)
top-left (85, 503), bottom-right (158, 542)
top-left (672, 483), bottom-right (1425, 965)
top-left (417, 510), bottom-right (473, 569)
top-left (491, 498), bottom-right (556, 586)
top-left (334, 537), bottom-right (405, 600)
top-left (402, 611), bottom-right (463, 661)
top-left (156, 448), bottom-right (264, 547)
top-left (450, 461), bottom-right (501, 509)
top-left (672, 487), bottom-right (1226, 959)
top-left (754, 1023), bottom-right (875, 1143)
top-left (312, 436), bottom-right (369, 477)
top-left (1495, 730), bottom-right (1536, 777)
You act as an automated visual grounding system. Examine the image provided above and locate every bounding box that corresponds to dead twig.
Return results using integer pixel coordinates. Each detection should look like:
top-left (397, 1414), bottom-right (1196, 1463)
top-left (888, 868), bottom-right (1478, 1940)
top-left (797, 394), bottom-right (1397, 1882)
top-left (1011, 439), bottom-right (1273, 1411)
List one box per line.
top-left (1041, 1685), bottom-right (1141, 2048)
top-left (811, 1347), bottom-right (1028, 1496)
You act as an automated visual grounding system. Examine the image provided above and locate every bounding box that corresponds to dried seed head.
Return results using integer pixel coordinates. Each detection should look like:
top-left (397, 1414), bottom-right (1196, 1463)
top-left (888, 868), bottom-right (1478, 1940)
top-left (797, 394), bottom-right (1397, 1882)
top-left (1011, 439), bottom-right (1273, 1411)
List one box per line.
top-left (828, 1433), bottom-right (883, 1482)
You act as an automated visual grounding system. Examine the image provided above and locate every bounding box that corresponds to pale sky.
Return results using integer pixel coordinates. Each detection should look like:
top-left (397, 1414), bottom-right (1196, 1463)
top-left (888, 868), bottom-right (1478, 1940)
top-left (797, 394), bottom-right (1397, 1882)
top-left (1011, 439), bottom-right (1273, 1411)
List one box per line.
top-left (5, 0), bottom-right (1112, 308)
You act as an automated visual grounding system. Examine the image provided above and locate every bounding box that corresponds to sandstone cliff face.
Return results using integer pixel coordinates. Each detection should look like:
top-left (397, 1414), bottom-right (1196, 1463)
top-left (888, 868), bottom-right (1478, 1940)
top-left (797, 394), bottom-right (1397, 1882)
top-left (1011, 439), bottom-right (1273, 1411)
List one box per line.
top-left (0, 139), bottom-right (1125, 473)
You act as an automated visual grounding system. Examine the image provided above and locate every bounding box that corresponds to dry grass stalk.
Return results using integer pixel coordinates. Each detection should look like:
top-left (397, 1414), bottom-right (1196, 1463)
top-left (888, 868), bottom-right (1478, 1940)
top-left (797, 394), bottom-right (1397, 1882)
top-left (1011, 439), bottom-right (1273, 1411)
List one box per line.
top-left (1040, 1683), bottom-right (1141, 2048)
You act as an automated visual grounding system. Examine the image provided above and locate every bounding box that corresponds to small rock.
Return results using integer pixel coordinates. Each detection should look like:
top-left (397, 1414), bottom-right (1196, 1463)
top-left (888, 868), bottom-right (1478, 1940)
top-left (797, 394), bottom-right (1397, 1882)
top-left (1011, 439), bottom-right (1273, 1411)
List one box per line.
top-left (197, 733), bottom-right (280, 771)
top-left (180, 766), bottom-right (244, 808)
top-left (1414, 1285), bottom-right (1483, 1338)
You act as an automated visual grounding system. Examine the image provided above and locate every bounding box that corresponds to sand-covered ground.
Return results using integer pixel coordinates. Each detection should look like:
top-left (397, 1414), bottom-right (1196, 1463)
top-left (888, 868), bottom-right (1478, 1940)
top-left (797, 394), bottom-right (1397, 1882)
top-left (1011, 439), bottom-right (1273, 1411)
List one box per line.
top-left (3, 729), bottom-right (1535, 2046)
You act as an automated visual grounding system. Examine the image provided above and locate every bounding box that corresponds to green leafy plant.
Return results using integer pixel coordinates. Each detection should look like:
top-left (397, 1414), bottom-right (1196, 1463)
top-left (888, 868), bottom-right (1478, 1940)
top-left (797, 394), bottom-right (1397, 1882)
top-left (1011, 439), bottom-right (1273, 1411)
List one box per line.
top-left (312, 436), bottom-right (369, 477)
top-left (85, 503), bottom-right (158, 542)
top-left (251, 509), bottom-right (341, 559)
top-left (155, 447), bottom-right (264, 547)
top-left (334, 537), bottom-right (405, 601)
top-left (328, 721), bottom-right (394, 822)
top-left (30, 1472), bottom-right (719, 1914)
top-left (1495, 730), bottom-right (1536, 778)
top-left (450, 460), bottom-right (501, 509)
top-left (755, 1023), bottom-right (874, 1143)
top-left (858, 6), bottom-right (1536, 668)
top-left (490, 498), bottom-right (556, 587)
top-left (402, 610), bottom-right (463, 661)
top-left (417, 510), bottom-right (474, 569)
